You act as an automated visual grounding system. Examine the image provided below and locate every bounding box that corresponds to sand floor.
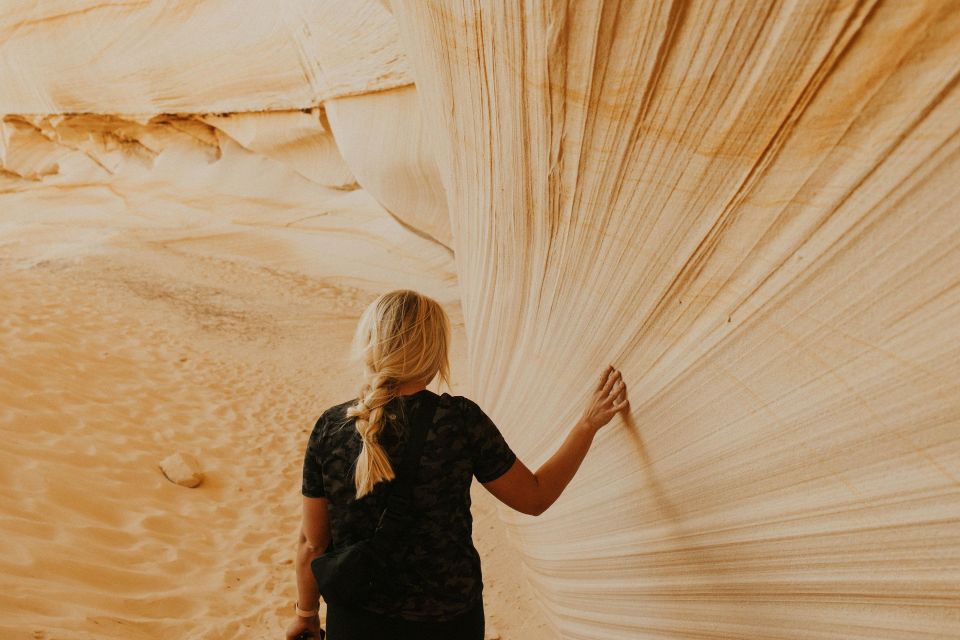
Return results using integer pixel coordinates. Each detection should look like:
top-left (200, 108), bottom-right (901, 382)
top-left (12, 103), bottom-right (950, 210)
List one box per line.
top-left (0, 199), bottom-right (551, 638)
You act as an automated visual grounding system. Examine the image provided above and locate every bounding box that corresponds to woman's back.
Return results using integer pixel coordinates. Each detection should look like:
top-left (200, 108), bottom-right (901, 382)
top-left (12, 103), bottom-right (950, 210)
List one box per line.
top-left (301, 388), bottom-right (517, 622)
top-left (286, 287), bottom-right (627, 640)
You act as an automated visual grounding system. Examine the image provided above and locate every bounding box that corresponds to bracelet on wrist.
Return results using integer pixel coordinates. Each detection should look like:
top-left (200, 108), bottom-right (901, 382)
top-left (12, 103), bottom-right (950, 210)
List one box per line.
top-left (295, 601), bottom-right (319, 617)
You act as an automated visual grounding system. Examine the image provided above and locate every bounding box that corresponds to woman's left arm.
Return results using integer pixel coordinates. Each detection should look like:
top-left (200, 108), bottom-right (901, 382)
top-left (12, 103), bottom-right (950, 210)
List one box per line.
top-left (287, 497), bottom-right (331, 638)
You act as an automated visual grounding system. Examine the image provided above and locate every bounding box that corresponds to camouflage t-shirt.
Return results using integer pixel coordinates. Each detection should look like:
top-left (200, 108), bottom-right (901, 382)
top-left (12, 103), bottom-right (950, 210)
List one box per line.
top-left (301, 388), bottom-right (517, 621)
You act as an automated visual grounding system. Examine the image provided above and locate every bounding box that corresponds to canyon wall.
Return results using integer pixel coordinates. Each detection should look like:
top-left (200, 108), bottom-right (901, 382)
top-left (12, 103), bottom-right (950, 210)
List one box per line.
top-left (392, 1), bottom-right (960, 638)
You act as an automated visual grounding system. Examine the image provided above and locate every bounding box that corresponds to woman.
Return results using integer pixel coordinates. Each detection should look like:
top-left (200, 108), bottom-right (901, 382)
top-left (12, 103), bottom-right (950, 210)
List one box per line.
top-left (286, 289), bottom-right (628, 640)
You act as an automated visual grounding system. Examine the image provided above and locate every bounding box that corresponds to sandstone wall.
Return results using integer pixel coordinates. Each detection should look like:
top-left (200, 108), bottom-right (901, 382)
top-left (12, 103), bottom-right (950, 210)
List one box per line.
top-left (392, 1), bottom-right (960, 638)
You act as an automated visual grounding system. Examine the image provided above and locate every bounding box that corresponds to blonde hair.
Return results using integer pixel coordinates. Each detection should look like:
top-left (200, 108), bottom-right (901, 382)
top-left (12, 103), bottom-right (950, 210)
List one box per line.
top-left (345, 289), bottom-right (451, 499)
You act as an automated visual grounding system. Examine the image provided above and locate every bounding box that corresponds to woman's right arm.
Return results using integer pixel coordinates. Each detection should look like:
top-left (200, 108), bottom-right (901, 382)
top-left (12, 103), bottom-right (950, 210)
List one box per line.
top-left (482, 365), bottom-right (628, 516)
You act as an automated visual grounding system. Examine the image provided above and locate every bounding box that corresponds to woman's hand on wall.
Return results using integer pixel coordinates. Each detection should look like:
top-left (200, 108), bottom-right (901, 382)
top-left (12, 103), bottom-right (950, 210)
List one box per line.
top-left (482, 365), bottom-right (629, 516)
top-left (580, 365), bottom-right (629, 433)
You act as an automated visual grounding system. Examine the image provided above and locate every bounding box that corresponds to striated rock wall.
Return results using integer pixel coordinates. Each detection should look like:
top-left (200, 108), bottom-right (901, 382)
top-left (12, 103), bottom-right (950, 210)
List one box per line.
top-left (393, 1), bottom-right (960, 638)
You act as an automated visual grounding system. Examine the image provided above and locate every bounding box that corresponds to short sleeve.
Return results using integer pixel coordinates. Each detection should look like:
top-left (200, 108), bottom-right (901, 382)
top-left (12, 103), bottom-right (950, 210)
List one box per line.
top-left (301, 415), bottom-right (326, 498)
top-left (464, 399), bottom-right (517, 483)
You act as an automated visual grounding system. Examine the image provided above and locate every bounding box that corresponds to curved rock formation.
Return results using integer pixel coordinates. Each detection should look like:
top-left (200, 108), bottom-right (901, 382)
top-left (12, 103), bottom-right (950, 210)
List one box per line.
top-left (392, 1), bottom-right (960, 638)
top-left (326, 87), bottom-right (452, 249)
top-left (201, 110), bottom-right (357, 189)
top-left (324, 85), bottom-right (452, 248)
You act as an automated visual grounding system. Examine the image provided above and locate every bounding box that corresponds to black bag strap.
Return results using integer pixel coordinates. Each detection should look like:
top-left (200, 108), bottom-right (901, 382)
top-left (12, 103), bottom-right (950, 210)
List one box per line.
top-left (371, 392), bottom-right (438, 543)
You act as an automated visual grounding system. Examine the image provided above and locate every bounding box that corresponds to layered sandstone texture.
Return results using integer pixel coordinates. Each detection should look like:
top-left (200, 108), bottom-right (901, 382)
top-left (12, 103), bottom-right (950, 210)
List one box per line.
top-left (3, 1), bottom-right (960, 639)
top-left (392, 1), bottom-right (960, 639)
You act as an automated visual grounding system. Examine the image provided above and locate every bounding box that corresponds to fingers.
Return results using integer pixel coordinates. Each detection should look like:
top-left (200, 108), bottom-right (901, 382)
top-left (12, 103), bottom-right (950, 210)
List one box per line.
top-left (612, 378), bottom-right (627, 398)
top-left (601, 367), bottom-right (621, 395)
top-left (606, 371), bottom-right (628, 410)
top-left (594, 366), bottom-right (629, 423)
top-left (602, 382), bottom-right (619, 405)
top-left (597, 365), bottom-right (614, 391)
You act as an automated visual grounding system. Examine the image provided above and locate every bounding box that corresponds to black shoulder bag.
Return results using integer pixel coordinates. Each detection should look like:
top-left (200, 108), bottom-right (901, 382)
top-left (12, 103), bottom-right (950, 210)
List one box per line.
top-left (310, 393), bottom-right (437, 605)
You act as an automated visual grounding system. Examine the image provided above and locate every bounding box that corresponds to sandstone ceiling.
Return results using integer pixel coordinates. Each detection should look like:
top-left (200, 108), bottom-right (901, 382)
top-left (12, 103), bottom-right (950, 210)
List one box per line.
top-left (3, 1), bottom-right (959, 638)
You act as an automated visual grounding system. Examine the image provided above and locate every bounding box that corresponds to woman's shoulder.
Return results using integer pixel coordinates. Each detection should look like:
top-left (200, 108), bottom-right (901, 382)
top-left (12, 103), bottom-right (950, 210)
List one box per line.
top-left (312, 398), bottom-right (357, 437)
top-left (447, 393), bottom-right (484, 415)
top-left (427, 391), bottom-right (480, 416)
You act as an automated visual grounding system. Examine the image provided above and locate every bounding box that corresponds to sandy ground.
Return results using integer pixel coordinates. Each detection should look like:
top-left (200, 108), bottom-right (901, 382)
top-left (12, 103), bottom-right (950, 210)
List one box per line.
top-left (0, 196), bottom-right (551, 638)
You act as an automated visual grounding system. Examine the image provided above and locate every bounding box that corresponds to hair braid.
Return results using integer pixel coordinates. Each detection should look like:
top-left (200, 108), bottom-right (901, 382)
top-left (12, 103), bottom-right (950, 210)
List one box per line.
top-left (345, 373), bottom-right (398, 498)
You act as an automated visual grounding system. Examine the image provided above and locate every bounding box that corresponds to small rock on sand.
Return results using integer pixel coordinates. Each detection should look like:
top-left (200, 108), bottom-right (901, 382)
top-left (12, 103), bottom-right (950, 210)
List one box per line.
top-left (159, 451), bottom-right (204, 488)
